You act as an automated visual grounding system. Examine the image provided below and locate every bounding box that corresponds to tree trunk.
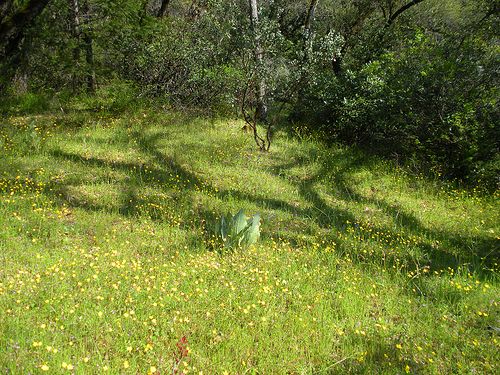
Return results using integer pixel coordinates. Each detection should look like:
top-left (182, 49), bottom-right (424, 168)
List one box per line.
top-left (70, 0), bottom-right (95, 93)
top-left (71, 0), bottom-right (81, 93)
top-left (82, 0), bottom-right (95, 93)
top-left (249, 0), bottom-right (267, 123)
top-left (305, 0), bottom-right (319, 40)
top-left (301, 0), bottom-right (319, 68)
top-left (13, 52), bottom-right (29, 95)
top-left (0, 0), bottom-right (51, 61)
top-left (83, 31), bottom-right (95, 93)
top-left (157, 0), bottom-right (170, 18)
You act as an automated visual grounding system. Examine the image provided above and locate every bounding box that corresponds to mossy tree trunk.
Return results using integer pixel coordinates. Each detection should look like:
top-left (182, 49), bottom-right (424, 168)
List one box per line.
top-left (0, 0), bottom-right (51, 61)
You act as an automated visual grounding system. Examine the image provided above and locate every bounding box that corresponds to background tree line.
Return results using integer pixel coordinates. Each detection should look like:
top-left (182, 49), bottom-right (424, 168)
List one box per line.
top-left (1, 0), bottom-right (499, 186)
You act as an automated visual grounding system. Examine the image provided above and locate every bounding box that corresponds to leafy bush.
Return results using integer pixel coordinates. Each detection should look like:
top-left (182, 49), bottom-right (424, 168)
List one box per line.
top-left (292, 31), bottom-right (500, 186)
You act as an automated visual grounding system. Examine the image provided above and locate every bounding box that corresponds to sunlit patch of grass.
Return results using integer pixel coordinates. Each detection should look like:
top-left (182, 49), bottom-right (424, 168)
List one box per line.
top-left (0, 104), bottom-right (499, 374)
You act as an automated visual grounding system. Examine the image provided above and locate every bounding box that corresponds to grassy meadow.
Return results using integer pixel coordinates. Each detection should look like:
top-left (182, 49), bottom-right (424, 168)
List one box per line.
top-left (0, 97), bottom-right (499, 374)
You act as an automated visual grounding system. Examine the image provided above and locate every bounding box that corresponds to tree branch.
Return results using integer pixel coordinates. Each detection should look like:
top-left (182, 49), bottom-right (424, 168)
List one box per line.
top-left (386, 0), bottom-right (425, 27)
top-left (0, 0), bottom-right (15, 24)
top-left (242, 74), bottom-right (266, 151)
top-left (305, 0), bottom-right (319, 39)
top-left (457, 4), bottom-right (500, 49)
top-left (0, 0), bottom-right (51, 61)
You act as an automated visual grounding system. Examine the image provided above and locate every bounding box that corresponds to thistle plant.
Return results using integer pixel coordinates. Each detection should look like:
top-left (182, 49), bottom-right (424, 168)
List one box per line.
top-left (214, 208), bottom-right (260, 251)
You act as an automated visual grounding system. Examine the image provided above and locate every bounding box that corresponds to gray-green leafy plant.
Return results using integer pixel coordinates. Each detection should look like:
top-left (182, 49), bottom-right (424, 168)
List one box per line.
top-left (214, 209), bottom-right (260, 251)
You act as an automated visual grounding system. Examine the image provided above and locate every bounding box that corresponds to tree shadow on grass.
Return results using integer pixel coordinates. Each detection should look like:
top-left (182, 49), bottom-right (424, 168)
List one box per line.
top-left (23, 122), bottom-right (496, 278)
top-left (265, 147), bottom-right (499, 278)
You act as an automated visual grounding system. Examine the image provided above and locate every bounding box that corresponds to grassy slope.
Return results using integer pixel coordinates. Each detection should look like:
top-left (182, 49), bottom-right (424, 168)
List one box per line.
top-left (0, 102), bottom-right (499, 374)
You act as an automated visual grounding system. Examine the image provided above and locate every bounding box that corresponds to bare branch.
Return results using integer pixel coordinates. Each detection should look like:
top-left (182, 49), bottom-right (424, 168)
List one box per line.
top-left (242, 74), bottom-right (266, 151)
top-left (386, 0), bottom-right (426, 27)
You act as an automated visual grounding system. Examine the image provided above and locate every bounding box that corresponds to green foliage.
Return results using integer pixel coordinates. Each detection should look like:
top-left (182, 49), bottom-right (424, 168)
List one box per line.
top-left (0, 91), bottom-right (51, 115)
top-left (214, 208), bottom-right (260, 251)
top-left (111, 10), bottom-right (249, 111)
top-left (292, 28), bottom-right (500, 187)
top-left (0, 0), bottom-right (498, 185)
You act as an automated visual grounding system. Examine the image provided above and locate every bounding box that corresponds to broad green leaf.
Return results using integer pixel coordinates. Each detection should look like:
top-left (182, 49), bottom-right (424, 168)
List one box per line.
top-left (215, 220), bottom-right (221, 237)
top-left (231, 208), bottom-right (248, 236)
top-left (245, 213), bottom-right (260, 246)
top-left (220, 216), bottom-right (228, 247)
top-left (215, 209), bottom-right (261, 251)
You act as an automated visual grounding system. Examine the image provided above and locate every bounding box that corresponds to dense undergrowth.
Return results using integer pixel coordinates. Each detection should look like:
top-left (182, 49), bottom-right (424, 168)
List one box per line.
top-left (0, 97), bottom-right (499, 374)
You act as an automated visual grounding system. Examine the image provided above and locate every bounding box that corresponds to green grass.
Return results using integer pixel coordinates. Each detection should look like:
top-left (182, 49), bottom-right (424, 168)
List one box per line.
top-left (0, 101), bottom-right (499, 374)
